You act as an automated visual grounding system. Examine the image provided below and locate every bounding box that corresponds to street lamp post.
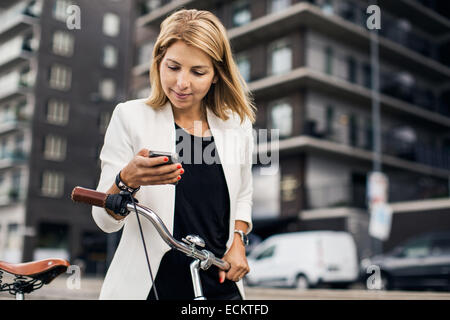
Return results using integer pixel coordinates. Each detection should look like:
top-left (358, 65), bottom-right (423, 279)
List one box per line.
top-left (369, 1), bottom-right (383, 257)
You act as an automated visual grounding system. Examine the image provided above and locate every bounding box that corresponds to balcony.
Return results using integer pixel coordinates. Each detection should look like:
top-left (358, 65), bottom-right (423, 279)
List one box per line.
top-left (0, 113), bottom-right (30, 135)
top-left (136, 0), bottom-right (211, 28)
top-left (248, 67), bottom-right (450, 128)
top-left (302, 118), bottom-right (450, 171)
top-left (0, 69), bottom-right (35, 104)
top-left (227, 1), bottom-right (450, 81)
top-left (0, 35), bottom-right (36, 73)
top-left (0, 186), bottom-right (26, 206)
top-left (0, 149), bottom-right (28, 169)
top-left (254, 123), bottom-right (450, 179)
top-left (0, 2), bottom-right (39, 41)
top-left (0, 0), bottom-right (20, 9)
top-left (378, 0), bottom-right (450, 35)
top-left (304, 183), bottom-right (367, 210)
top-left (303, 178), bottom-right (448, 210)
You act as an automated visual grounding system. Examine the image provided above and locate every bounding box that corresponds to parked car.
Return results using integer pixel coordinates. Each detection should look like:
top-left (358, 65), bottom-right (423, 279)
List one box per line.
top-left (360, 231), bottom-right (450, 291)
top-left (245, 231), bottom-right (359, 289)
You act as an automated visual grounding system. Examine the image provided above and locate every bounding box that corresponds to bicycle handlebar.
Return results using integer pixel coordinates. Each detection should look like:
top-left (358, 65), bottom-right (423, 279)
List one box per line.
top-left (71, 187), bottom-right (230, 271)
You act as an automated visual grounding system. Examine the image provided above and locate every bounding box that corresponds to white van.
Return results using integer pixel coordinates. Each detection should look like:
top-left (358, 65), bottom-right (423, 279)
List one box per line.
top-left (245, 231), bottom-right (359, 289)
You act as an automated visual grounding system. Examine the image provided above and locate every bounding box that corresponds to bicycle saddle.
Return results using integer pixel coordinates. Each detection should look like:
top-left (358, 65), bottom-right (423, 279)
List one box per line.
top-left (0, 259), bottom-right (70, 284)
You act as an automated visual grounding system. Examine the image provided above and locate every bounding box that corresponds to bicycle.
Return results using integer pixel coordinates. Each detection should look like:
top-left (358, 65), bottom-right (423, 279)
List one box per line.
top-left (70, 186), bottom-right (231, 300)
top-left (0, 258), bottom-right (70, 300)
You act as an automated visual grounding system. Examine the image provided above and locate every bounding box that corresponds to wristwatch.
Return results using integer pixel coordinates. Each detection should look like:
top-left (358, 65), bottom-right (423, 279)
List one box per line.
top-left (115, 171), bottom-right (140, 194)
top-left (234, 230), bottom-right (249, 247)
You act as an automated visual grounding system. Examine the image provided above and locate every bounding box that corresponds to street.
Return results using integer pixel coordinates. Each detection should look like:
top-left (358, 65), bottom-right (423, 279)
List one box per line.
top-left (1, 276), bottom-right (449, 300)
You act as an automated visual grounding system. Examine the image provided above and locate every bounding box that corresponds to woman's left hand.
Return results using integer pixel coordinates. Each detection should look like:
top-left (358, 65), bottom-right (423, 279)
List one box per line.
top-left (218, 238), bottom-right (250, 283)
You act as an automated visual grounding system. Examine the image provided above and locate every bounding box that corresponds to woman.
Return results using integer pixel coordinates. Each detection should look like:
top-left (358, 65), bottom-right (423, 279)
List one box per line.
top-left (92, 9), bottom-right (256, 300)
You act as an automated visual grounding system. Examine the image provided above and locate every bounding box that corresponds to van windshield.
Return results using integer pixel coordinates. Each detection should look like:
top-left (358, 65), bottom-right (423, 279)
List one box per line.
top-left (254, 245), bottom-right (276, 260)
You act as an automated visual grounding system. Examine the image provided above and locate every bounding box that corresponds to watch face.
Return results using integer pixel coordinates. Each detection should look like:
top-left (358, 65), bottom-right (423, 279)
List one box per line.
top-left (243, 234), bottom-right (249, 246)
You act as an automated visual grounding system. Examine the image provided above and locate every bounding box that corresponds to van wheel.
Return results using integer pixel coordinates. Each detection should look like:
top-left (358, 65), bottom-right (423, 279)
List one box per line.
top-left (295, 275), bottom-right (309, 290)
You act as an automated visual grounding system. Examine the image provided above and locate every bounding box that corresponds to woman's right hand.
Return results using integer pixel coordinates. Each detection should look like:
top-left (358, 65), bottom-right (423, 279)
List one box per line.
top-left (120, 148), bottom-right (184, 188)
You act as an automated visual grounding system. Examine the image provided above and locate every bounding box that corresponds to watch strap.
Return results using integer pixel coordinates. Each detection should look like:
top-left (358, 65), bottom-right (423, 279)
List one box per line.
top-left (115, 171), bottom-right (140, 194)
top-left (234, 229), bottom-right (249, 246)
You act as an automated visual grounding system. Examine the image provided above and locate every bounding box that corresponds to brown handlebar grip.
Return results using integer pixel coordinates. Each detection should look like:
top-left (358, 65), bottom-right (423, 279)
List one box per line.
top-left (71, 186), bottom-right (108, 208)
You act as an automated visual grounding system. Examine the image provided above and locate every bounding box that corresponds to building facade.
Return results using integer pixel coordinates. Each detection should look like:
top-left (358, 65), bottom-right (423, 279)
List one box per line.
top-left (133, 0), bottom-right (450, 260)
top-left (0, 0), bottom-right (134, 273)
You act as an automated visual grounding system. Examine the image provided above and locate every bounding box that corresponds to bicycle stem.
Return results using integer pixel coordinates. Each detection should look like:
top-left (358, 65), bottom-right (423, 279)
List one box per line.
top-left (127, 202), bottom-right (230, 271)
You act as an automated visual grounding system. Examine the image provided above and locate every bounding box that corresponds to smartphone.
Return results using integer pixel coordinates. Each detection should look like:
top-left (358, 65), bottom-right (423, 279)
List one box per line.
top-left (148, 150), bottom-right (180, 185)
top-left (148, 150), bottom-right (179, 164)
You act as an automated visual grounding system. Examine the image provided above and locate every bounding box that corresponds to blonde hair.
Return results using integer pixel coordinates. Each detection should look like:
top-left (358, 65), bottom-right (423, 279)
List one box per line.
top-left (146, 9), bottom-right (256, 125)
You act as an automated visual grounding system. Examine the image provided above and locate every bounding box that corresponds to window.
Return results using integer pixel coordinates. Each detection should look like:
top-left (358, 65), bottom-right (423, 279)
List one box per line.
top-left (138, 42), bottom-right (154, 66)
top-left (403, 238), bottom-right (431, 258)
top-left (52, 31), bottom-right (74, 57)
top-left (321, 0), bottom-right (334, 15)
top-left (41, 171), bottom-right (64, 197)
top-left (269, 39), bottom-right (292, 76)
top-left (232, 0), bottom-right (251, 27)
top-left (49, 64), bottom-right (72, 91)
top-left (0, 140), bottom-right (7, 160)
top-left (141, 0), bottom-right (162, 14)
top-left (44, 135), bottom-right (67, 161)
top-left (99, 79), bottom-right (116, 100)
top-left (36, 223), bottom-right (69, 249)
top-left (53, 0), bottom-right (73, 22)
top-left (363, 63), bottom-right (372, 89)
top-left (47, 99), bottom-right (69, 125)
top-left (103, 45), bottom-right (118, 68)
top-left (431, 238), bottom-right (450, 255)
top-left (236, 54), bottom-right (251, 82)
top-left (325, 46), bottom-right (333, 75)
top-left (270, 100), bottom-right (293, 138)
top-left (268, 0), bottom-right (290, 14)
top-left (11, 171), bottom-right (21, 200)
top-left (347, 56), bottom-right (357, 83)
top-left (99, 111), bottom-right (112, 133)
top-left (255, 245), bottom-right (276, 260)
top-left (19, 66), bottom-right (35, 87)
top-left (325, 105), bottom-right (334, 136)
top-left (349, 114), bottom-right (358, 147)
top-left (103, 13), bottom-right (120, 37)
top-left (13, 133), bottom-right (24, 160)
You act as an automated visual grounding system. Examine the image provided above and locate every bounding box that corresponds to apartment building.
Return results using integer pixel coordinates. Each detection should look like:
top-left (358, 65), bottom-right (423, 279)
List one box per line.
top-left (0, 0), bottom-right (133, 273)
top-left (132, 0), bottom-right (450, 259)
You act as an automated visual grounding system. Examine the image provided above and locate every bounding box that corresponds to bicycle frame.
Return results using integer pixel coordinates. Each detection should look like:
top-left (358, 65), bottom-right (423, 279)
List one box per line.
top-left (124, 201), bottom-right (230, 300)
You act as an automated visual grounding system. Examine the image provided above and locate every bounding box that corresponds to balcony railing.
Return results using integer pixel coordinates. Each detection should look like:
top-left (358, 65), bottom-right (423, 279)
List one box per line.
top-left (0, 69), bottom-right (35, 102)
top-left (302, 119), bottom-right (450, 171)
top-left (305, 42), bottom-right (448, 119)
top-left (0, 112), bottom-right (30, 134)
top-left (0, 149), bottom-right (28, 170)
top-left (304, 183), bottom-right (366, 210)
top-left (0, 35), bottom-right (35, 72)
top-left (304, 178), bottom-right (448, 210)
top-left (0, 1), bottom-right (39, 37)
top-left (314, 0), bottom-right (445, 66)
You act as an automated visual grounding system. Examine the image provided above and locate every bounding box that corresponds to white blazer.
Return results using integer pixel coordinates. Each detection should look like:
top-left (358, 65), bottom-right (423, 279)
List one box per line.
top-left (92, 99), bottom-right (254, 300)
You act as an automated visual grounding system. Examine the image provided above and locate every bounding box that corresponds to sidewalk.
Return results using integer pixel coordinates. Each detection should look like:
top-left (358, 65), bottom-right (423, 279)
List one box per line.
top-left (1, 276), bottom-right (450, 300)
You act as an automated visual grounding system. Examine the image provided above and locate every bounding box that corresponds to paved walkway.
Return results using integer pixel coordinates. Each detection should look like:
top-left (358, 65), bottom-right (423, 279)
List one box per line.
top-left (1, 276), bottom-right (449, 300)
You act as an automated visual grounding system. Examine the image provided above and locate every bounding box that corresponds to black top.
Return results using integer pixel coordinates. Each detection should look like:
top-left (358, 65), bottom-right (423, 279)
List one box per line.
top-left (147, 122), bottom-right (240, 300)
